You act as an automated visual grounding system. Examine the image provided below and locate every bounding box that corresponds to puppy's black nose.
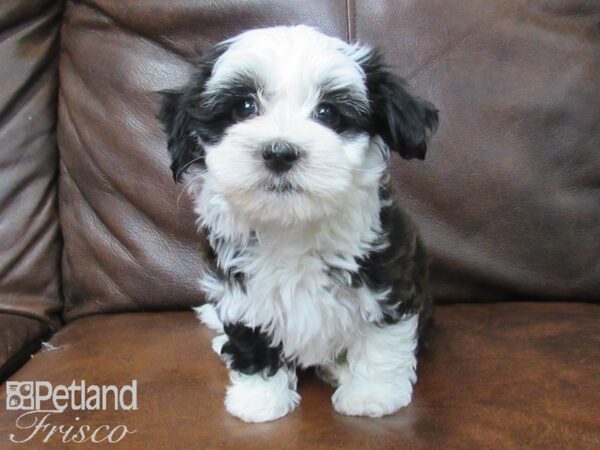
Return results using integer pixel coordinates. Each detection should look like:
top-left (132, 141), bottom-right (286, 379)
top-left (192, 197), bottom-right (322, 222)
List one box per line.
top-left (262, 142), bottom-right (300, 173)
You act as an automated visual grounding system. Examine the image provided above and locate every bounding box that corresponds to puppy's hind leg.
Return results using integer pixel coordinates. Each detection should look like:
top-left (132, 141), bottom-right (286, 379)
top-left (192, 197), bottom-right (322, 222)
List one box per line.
top-left (332, 315), bottom-right (419, 417)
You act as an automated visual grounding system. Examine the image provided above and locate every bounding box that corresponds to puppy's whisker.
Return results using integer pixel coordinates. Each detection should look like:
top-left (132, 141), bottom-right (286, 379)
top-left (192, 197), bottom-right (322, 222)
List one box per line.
top-left (174, 156), bottom-right (205, 181)
top-left (177, 172), bottom-right (203, 208)
top-left (309, 163), bottom-right (385, 174)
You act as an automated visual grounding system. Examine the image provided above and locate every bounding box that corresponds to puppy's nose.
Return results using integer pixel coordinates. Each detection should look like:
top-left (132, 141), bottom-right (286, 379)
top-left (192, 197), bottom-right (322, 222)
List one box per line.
top-left (262, 142), bottom-right (300, 173)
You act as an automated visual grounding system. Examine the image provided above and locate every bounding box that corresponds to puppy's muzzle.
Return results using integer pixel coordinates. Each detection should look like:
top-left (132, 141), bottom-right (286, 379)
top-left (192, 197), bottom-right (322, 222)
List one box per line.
top-left (262, 141), bottom-right (301, 173)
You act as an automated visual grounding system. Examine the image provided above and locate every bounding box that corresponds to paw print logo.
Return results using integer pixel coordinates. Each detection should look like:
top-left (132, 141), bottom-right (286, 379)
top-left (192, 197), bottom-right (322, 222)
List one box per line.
top-left (5, 382), bottom-right (35, 411)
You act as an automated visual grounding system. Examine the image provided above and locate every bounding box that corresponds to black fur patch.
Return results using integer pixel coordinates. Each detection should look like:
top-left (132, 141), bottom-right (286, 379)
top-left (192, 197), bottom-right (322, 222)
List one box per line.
top-left (201, 229), bottom-right (284, 374)
top-left (221, 323), bottom-right (283, 376)
top-left (201, 74), bottom-right (264, 123)
top-left (201, 228), bottom-right (247, 292)
top-left (358, 49), bottom-right (439, 160)
top-left (325, 182), bottom-right (432, 333)
top-left (316, 86), bottom-right (371, 135)
top-left (157, 43), bottom-right (230, 181)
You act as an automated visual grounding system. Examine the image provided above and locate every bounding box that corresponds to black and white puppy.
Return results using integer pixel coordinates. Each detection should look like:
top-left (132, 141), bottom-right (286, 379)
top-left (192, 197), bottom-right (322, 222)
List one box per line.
top-left (159, 25), bottom-right (438, 423)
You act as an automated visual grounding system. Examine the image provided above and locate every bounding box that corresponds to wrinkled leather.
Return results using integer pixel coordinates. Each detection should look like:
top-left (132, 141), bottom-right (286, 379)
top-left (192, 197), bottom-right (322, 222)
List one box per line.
top-left (0, 304), bottom-right (598, 448)
top-left (354, 0), bottom-right (600, 302)
top-left (0, 0), bottom-right (63, 329)
top-left (57, 1), bottom-right (599, 322)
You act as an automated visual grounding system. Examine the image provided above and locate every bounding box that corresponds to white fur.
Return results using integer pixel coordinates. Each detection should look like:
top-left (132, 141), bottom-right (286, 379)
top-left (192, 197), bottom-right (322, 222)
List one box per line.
top-left (199, 26), bottom-right (381, 228)
top-left (211, 334), bottom-right (228, 356)
top-left (330, 315), bottom-right (418, 417)
top-left (183, 26), bottom-right (420, 422)
top-left (225, 367), bottom-right (300, 423)
top-left (194, 303), bottom-right (223, 333)
top-left (195, 158), bottom-right (390, 367)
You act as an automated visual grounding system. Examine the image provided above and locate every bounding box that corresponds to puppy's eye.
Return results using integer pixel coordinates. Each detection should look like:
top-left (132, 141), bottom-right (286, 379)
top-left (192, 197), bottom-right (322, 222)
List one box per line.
top-left (314, 103), bottom-right (339, 125)
top-left (232, 97), bottom-right (258, 121)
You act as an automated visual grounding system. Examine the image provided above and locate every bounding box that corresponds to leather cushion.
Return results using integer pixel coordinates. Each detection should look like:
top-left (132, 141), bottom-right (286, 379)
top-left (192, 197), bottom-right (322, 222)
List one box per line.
top-left (0, 0), bottom-right (63, 328)
top-left (1, 303), bottom-right (598, 448)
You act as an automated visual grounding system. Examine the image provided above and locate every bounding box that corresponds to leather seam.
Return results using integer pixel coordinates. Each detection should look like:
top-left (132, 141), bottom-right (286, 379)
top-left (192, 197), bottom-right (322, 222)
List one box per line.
top-left (345, 0), bottom-right (355, 42)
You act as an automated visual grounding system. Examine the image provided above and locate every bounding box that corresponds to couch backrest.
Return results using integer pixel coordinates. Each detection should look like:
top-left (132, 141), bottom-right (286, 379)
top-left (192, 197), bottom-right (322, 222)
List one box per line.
top-left (0, 0), bottom-right (63, 328)
top-left (52, 1), bottom-right (600, 321)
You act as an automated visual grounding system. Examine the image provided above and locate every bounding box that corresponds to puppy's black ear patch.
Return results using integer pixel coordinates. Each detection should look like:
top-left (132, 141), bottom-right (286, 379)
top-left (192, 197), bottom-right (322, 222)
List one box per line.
top-left (360, 49), bottom-right (439, 160)
top-left (157, 44), bottom-right (228, 182)
top-left (158, 88), bottom-right (202, 182)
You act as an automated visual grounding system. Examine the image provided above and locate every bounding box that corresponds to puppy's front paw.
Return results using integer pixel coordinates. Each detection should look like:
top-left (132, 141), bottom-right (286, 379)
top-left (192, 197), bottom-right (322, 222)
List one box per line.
top-left (332, 378), bottom-right (412, 417)
top-left (225, 370), bottom-right (300, 423)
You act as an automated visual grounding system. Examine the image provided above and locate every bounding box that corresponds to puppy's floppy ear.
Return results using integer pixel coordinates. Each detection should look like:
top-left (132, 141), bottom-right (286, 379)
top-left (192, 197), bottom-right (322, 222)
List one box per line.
top-left (360, 49), bottom-right (439, 160)
top-left (158, 87), bottom-right (201, 182)
top-left (157, 44), bottom-right (228, 182)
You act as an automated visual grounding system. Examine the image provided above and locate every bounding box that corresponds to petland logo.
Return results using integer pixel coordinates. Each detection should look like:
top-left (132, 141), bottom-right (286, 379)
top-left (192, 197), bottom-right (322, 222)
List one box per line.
top-left (5, 380), bottom-right (138, 444)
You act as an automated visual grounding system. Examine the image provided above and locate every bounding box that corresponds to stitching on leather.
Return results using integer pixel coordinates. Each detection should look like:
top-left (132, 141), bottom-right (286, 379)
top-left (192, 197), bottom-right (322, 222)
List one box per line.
top-left (345, 0), bottom-right (355, 42)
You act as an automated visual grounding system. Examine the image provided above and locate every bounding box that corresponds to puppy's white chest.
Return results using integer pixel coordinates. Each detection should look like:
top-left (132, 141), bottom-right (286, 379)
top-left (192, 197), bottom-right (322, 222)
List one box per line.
top-left (215, 245), bottom-right (381, 367)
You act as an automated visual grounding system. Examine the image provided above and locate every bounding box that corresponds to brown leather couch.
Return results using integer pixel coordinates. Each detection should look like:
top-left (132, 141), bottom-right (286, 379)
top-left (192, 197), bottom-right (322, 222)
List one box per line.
top-left (1, 1), bottom-right (598, 448)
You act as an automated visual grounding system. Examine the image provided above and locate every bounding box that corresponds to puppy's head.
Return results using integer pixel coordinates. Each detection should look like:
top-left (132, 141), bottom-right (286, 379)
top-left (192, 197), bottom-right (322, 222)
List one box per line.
top-left (159, 26), bottom-right (438, 226)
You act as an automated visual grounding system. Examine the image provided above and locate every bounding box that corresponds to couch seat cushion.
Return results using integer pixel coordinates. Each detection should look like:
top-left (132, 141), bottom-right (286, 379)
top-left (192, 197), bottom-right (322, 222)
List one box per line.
top-left (0, 303), bottom-right (598, 448)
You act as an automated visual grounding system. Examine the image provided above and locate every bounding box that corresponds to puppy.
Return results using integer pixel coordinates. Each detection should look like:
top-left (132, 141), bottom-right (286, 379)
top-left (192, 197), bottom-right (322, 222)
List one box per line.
top-left (158, 25), bottom-right (438, 423)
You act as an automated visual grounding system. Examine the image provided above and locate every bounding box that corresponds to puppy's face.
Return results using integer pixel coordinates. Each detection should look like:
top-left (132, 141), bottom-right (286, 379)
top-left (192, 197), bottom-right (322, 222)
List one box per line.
top-left (159, 26), bottom-right (438, 226)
